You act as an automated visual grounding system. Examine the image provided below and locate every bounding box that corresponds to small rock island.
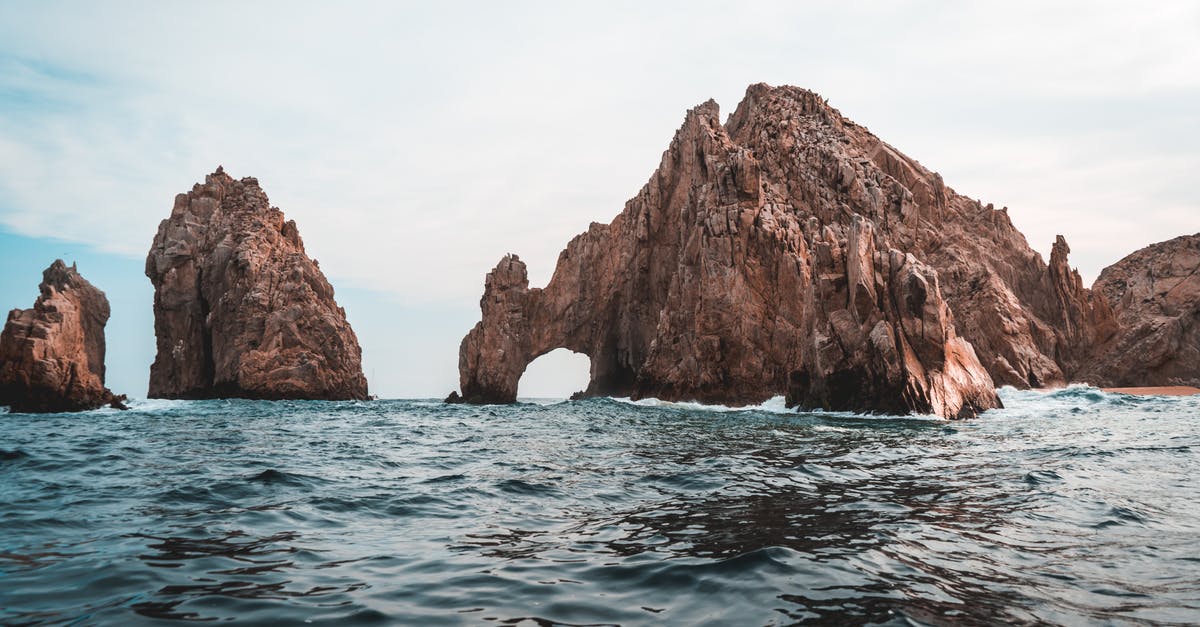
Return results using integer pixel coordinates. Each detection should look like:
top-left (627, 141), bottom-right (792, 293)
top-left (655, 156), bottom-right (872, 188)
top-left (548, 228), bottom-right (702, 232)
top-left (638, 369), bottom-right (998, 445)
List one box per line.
top-left (0, 260), bottom-right (126, 412)
top-left (453, 83), bottom-right (1197, 417)
top-left (145, 168), bottom-right (368, 400)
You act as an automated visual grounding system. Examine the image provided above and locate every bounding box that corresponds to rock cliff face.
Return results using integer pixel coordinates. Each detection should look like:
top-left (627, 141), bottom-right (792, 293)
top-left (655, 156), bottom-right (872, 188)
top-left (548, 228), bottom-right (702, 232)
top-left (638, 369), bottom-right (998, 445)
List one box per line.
top-left (457, 84), bottom-right (1143, 417)
top-left (146, 168), bottom-right (368, 400)
top-left (720, 86), bottom-right (1116, 390)
top-left (0, 260), bottom-right (125, 412)
top-left (1078, 234), bottom-right (1200, 387)
top-left (456, 84), bottom-right (1142, 416)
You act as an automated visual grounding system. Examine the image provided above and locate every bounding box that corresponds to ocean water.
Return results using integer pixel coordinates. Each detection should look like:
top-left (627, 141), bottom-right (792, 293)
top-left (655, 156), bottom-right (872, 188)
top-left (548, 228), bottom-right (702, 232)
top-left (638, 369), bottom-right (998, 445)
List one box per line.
top-left (1, 387), bottom-right (1198, 626)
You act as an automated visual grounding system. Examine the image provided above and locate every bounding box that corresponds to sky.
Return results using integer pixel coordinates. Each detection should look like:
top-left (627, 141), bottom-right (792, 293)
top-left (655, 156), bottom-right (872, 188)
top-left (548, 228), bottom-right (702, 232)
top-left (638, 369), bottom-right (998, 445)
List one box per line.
top-left (0, 1), bottom-right (1197, 399)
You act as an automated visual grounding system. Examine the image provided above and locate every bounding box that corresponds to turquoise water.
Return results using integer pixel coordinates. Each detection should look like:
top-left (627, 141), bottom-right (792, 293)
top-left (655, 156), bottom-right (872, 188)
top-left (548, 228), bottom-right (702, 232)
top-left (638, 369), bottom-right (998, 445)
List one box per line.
top-left (1, 387), bottom-right (1198, 625)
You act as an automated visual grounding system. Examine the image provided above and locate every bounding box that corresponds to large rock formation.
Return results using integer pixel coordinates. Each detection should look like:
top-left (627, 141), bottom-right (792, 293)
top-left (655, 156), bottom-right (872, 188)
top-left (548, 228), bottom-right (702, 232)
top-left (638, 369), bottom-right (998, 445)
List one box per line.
top-left (1078, 234), bottom-right (1200, 387)
top-left (719, 86), bottom-right (1116, 390)
top-left (146, 167), bottom-right (368, 400)
top-left (0, 260), bottom-right (125, 412)
top-left (455, 84), bottom-right (1146, 417)
top-left (463, 85), bottom-right (1052, 417)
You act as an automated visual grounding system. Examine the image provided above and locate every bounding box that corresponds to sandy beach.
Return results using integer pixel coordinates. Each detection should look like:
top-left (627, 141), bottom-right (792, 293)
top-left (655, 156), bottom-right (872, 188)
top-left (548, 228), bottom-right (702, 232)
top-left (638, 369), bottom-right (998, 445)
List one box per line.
top-left (1102, 386), bottom-right (1200, 396)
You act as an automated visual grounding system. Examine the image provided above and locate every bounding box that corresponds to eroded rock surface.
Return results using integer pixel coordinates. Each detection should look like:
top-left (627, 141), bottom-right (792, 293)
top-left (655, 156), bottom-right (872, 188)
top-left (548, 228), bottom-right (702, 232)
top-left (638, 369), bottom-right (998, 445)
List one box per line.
top-left (0, 260), bottom-right (125, 412)
top-left (459, 85), bottom-right (1103, 417)
top-left (721, 86), bottom-right (1116, 390)
top-left (146, 168), bottom-right (368, 400)
top-left (1079, 234), bottom-right (1200, 387)
top-left (455, 84), bottom-right (1158, 417)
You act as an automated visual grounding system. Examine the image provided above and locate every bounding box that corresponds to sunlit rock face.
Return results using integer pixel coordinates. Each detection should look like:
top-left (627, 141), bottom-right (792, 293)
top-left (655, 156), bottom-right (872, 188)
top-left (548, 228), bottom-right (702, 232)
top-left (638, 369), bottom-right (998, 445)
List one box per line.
top-left (453, 84), bottom-right (1167, 417)
top-left (0, 260), bottom-right (125, 412)
top-left (146, 168), bottom-right (368, 401)
top-left (1079, 233), bottom-right (1200, 387)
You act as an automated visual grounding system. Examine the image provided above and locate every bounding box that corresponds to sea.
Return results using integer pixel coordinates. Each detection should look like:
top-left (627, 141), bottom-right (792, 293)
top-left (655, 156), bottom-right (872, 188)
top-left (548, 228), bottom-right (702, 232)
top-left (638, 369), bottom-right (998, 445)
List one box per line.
top-left (1, 386), bottom-right (1198, 626)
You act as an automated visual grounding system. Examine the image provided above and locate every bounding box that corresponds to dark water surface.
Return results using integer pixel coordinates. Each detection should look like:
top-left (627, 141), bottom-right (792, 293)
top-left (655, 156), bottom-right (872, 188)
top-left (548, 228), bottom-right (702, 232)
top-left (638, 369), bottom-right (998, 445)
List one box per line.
top-left (1, 387), bottom-right (1198, 625)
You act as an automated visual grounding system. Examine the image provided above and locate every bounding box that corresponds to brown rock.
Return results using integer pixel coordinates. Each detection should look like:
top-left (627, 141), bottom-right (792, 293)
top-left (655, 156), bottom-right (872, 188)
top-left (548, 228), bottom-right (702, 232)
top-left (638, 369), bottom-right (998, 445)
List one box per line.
top-left (456, 88), bottom-right (1007, 417)
top-left (145, 167), bottom-right (368, 400)
top-left (1078, 233), bottom-right (1200, 387)
top-left (455, 84), bottom-right (1156, 416)
top-left (0, 260), bottom-right (126, 412)
top-left (722, 85), bottom-right (1115, 390)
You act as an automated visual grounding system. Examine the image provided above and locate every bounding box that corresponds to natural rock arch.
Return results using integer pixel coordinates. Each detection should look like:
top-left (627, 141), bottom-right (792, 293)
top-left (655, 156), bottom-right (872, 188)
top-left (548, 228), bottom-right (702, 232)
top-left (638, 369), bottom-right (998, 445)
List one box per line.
top-left (455, 254), bottom-right (638, 404)
top-left (517, 347), bottom-right (593, 399)
top-left (453, 84), bottom-right (1120, 418)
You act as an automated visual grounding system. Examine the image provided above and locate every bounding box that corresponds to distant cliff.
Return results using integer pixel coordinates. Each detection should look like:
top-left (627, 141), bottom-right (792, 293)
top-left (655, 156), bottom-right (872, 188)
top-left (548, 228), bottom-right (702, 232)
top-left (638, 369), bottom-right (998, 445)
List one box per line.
top-left (455, 84), bottom-right (1133, 418)
top-left (0, 260), bottom-right (125, 412)
top-left (1079, 233), bottom-right (1200, 387)
top-left (146, 168), bottom-right (368, 400)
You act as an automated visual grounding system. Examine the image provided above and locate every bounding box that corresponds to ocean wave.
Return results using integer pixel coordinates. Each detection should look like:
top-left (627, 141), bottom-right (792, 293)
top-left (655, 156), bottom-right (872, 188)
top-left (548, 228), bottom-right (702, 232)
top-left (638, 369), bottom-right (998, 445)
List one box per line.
top-left (0, 448), bottom-right (30, 462)
top-left (118, 397), bottom-right (196, 413)
top-left (1, 388), bottom-right (1198, 625)
top-left (602, 394), bottom-right (948, 421)
top-left (994, 383), bottom-right (1199, 410)
top-left (606, 394), bottom-right (794, 414)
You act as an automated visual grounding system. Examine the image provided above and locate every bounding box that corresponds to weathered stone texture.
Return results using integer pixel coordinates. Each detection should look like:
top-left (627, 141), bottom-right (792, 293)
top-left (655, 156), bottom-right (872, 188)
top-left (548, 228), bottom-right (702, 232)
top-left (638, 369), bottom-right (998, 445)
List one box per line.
top-left (0, 260), bottom-right (125, 412)
top-left (146, 168), bottom-right (367, 400)
top-left (1079, 234), bottom-right (1200, 387)
top-left (455, 84), bottom-right (1187, 416)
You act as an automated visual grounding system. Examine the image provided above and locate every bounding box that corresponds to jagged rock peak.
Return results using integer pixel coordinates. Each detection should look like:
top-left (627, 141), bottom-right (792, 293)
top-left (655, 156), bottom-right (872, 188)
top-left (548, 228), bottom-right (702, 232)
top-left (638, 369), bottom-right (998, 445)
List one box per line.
top-left (146, 168), bottom-right (368, 401)
top-left (41, 259), bottom-right (82, 291)
top-left (732, 83), bottom-right (842, 121)
top-left (728, 83), bottom-right (1116, 387)
top-left (0, 260), bottom-right (126, 412)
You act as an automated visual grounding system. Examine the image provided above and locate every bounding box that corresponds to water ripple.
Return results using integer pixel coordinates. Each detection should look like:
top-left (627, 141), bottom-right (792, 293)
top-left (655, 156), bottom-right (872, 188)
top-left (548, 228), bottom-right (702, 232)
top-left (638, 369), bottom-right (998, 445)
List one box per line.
top-left (1, 387), bottom-right (1199, 624)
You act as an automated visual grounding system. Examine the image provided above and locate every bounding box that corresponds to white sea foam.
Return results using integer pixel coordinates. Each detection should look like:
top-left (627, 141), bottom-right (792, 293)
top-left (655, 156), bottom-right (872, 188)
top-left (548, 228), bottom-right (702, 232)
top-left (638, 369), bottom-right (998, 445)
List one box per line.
top-left (607, 395), bottom-right (794, 415)
top-left (993, 383), bottom-right (1131, 410)
top-left (517, 397), bottom-right (574, 406)
top-left (606, 394), bottom-right (951, 420)
top-left (124, 397), bottom-right (194, 412)
top-left (812, 424), bottom-right (855, 432)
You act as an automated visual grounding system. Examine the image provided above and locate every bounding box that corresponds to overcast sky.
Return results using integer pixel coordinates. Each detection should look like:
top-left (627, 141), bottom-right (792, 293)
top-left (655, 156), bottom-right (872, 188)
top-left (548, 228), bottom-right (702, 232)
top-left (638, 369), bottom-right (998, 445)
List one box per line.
top-left (1, 1), bottom-right (1197, 399)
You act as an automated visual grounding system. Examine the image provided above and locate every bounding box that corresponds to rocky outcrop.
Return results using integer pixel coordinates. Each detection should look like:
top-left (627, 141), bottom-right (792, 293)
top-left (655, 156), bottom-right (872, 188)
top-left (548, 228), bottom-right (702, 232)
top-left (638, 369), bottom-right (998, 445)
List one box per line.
top-left (0, 260), bottom-right (126, 412)
top-left (720, 86), bottom-right (1116, 390)
top-left (146, 167), bottom-right (368, 400)
top-left (455, 85), bottom-right (1057, 418)
top-left (1078, 234), bottom-right (1200, 387)
top-left (455, 84), bottom-right (1150, 416)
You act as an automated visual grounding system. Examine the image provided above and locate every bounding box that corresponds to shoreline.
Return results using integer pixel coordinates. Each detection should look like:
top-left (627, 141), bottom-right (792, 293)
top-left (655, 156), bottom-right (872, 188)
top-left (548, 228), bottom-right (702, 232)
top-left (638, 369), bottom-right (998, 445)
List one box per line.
top-left (1101, 386), bottom-right (1200, 396)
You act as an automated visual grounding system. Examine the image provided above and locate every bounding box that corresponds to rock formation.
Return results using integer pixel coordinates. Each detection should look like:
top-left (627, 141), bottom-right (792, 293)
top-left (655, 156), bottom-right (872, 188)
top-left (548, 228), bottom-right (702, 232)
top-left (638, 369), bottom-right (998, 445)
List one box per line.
top-left (146, 167), bottom-right (368, 400)
top-left (719, 86), bottom-right (1116, 390)
top-left (458, 85), bottom-right (1038, 417)
top-left (0, 260), bottom-right (126, 412)
top-left (1078, 234), bottom-right (1200, 387)
top-left (454, 84), bottom-right (1186, 417)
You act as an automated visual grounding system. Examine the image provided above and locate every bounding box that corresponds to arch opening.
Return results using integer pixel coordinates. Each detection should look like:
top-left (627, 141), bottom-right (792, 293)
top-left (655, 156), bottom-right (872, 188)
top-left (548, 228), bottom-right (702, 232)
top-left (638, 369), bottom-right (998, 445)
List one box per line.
top-left (518, 348), bottom-right (592, 400)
